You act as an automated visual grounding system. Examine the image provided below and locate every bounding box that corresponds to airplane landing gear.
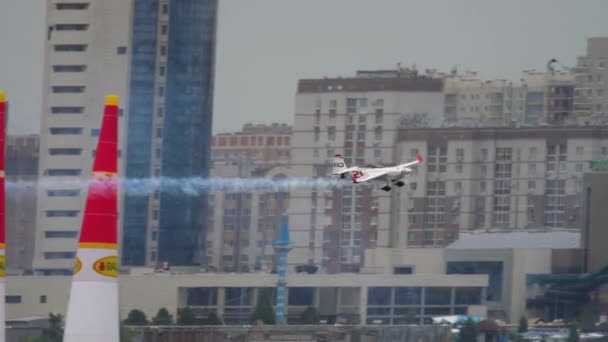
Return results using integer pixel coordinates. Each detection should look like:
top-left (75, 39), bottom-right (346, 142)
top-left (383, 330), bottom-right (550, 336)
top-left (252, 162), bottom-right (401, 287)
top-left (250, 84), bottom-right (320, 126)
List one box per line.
top-left (382, 180), bottom-right (392, 192)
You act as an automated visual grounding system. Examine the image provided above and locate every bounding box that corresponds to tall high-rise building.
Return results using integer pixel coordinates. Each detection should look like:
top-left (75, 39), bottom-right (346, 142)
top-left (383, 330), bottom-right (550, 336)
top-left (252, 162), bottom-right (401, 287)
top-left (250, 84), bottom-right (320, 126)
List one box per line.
top-left (289, 69), bottom-right (445, 273)
top-left (122, 0), bottom-right (219, 266)
top-left (574, 37), bottom-right (608, 125)
top-left (6, 135), bottom-right (39, 272)
top-left (33, 1), bottom-right (131, 274)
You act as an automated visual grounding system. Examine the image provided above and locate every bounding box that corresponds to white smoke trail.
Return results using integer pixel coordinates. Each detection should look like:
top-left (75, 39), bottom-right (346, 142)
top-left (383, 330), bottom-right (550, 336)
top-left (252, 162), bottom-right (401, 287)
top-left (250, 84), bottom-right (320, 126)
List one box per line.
top-left (5, 176), bottom-right (349, 196)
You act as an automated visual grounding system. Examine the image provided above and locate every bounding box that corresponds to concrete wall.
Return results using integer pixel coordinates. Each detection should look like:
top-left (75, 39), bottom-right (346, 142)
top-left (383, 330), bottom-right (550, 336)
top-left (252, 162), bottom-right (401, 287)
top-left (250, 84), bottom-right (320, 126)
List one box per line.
top-left (363, 248), bottom-right (445, 274)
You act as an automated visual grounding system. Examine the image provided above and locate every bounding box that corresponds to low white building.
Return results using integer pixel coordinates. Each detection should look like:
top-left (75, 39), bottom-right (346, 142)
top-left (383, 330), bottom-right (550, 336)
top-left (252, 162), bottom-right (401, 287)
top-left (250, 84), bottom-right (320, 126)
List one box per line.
top-left (364, 229), bottom-right (581, 323)
top-left (4, 272), bottom-right (487, 326)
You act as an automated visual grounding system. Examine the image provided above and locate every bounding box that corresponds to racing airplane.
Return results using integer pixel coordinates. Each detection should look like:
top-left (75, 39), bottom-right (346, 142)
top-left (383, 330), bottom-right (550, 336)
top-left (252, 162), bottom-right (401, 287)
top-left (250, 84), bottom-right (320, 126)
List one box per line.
top-left (330, 152), bottom-right (423, 191)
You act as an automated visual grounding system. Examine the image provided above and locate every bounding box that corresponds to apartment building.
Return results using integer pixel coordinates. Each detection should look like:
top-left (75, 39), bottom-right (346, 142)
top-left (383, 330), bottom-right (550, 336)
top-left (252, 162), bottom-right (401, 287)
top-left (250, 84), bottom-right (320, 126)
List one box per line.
top-left (206, 163), bottom-right (292, 272)
top-left (289, 70), bottom-right (445, 273)
top-left (574, 37), bottom-right (608, 125)
top-left (122, 0), bottom-right (219, 267)
top-left (443, 70), bottom-right (575, 127)
top-left (396, 126), bottom-right (608, 248)
top-left (33, 1), bottom-right (132, 274)
top-left (211, 123), bottom-right (291, 165)
top-left (205, 124), bottom-right (292, 272)
top-left (6, 135), bottom-right (39, 272)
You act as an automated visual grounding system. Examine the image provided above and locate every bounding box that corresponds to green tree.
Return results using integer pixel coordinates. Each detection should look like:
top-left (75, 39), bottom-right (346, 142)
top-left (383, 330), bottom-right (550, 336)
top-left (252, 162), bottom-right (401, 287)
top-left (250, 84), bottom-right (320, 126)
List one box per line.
top-left (568, 323), bottom-right (580, 342)
top-left (299, 306), bottom-right (319, 324)
top-left (123, 309), bottom-right (148, 325)
top-left (177, 307), bottom-right (198, 325)
top-left (18, 335), bottom-right (51, 342)
top-left (518, 316), bottom-right (528, 333)
top-left (120, 322), bottom-right (134, 342)
top-left (205, 311), bottom-right (224, 325)
top-left (457, 319), bottom-right (477, 342)
top-left (152, 308), bottom-right (173, 325)
top-left (42, 313), bottom-right (64, 342)
top-left (403, 309), bottom-right (418, 324)
top-left (249, 288), bottom-right (275, 324)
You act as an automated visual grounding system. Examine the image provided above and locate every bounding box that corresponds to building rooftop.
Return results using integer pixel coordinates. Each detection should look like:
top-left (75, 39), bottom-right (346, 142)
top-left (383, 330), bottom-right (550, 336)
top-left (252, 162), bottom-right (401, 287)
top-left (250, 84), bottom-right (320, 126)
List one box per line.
top-left (447, 230), bottom-right (580, 250)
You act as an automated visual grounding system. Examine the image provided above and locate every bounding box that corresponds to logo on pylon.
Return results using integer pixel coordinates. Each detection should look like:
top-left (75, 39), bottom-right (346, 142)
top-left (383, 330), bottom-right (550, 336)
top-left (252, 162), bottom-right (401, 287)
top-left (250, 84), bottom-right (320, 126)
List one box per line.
top-left (93, 256), bottom-right (118, 278)
top-left (74, 257), bottom-right (82, 275)
top-left (0, 255), bottom-right (5, 277)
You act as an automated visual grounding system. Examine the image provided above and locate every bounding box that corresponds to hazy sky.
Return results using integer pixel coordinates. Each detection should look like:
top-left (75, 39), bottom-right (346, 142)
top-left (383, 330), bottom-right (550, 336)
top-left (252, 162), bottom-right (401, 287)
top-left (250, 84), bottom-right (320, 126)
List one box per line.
top-left (1, 0), bottom-right (607, 135)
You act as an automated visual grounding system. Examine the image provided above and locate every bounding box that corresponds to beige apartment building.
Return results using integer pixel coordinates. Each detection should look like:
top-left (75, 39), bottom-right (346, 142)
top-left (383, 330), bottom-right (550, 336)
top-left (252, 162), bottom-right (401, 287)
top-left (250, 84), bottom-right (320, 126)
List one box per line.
top-left (211, 123), bottom-right (291, 165)
top-left (205, 124), bottom-right (292, 272)
top-left (33, 1), bottom-right (131, 274)
top-left (443, 70), bottom-right (575, 127)
top-left (205, 163), bottom-right (292, 272)
top-left (396, 126), bottom-right (608, 248)
top-left (574, 37), bottom-right (608, 125)
top-left (289, 70), bottom-right (445, 273)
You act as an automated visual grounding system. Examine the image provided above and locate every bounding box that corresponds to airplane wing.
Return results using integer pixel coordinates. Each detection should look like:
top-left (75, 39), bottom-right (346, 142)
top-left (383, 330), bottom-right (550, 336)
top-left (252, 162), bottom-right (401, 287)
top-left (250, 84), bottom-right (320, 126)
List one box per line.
top-left (351, 168), bottom-right (388, 183)
top-left (397, 152), bottom-right (423, 169)
top-left (330, 166), bottom-right (359, 175)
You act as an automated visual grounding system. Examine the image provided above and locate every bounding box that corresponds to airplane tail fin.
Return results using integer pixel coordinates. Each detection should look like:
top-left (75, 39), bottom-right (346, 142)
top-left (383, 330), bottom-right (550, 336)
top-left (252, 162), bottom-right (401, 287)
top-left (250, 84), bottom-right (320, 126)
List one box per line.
top-left (331, 154), bottom-right (348, 175)
top-left (417, 151), bottom-right (423, 163)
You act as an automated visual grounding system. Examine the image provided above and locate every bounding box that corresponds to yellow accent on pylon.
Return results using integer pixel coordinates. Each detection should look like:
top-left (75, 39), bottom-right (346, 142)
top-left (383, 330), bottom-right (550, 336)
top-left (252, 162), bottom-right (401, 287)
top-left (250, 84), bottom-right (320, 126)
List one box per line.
top-left (105, 94), bottom-right (119, 106)
top-left (78, 242), bottom-right (118, 250)
top-left (0, 90), bottom-right (5, 102)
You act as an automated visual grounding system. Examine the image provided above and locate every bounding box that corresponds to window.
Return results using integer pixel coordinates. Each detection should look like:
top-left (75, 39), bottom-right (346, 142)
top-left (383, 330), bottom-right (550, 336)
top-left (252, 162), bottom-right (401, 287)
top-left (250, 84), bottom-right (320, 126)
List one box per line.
top-left (91, 128), bottom-right (100, 136)
top-left (48, 148), bottom-right (82, 155)
top-left (56, 3), bottom-right (89, 10)
top-left (576, 164), bottom-right (583, 172)
top-left (54, 44), bottom-right (87, 52)
top-left (6, 296), bottom-right (21, 304)
top-left (47, 169), bottom-right (81, 176)
top-left (50, 127), bottom-right (82, 135)
top-left (47, 189), bottom-right (80, 197)
top-left (528, 164), bottom-right (536, 175)
top-left (52, 65), bottom-right (86, 72)
top-left (40, 295), bottom-right (47, 304)
top-left (156, 127), bottom-right (163, 138)
top-left (44, 252), bottom-right (76, 259)
top-left (55, 24), bottom-right (88, 31)
top-left (161, 25), bottom-right (168, 35)
top-left (455, 148), bottom-right (464, 161)
top-left (479, 181), bottom-right (486, 193)
top-left (46, 210), bottom-right (79, 217)
top-left (162, 3), bottom-right (168, 14)
top-left (454, 181), bottom-right (462, 193)
top-left (455, 164), bottom-right (463, 173)
top-left (52, 86), bottom-right (85, 93)
top-left (576, 146), bottom-right (584, 154)
top-left (45, 231), bottom-right (78, 238)
top-left (51, 106), bottom-right (84, 114)
top-left (528, 180), bottom-right (536, 190)
top-left (394, 267), bottom-right (413, 275)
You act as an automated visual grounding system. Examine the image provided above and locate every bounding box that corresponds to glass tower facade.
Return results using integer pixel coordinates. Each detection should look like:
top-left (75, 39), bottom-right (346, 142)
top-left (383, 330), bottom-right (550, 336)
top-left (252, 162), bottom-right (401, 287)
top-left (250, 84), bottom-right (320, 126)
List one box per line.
top-left (123, 0), bottom-right (218, 266)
